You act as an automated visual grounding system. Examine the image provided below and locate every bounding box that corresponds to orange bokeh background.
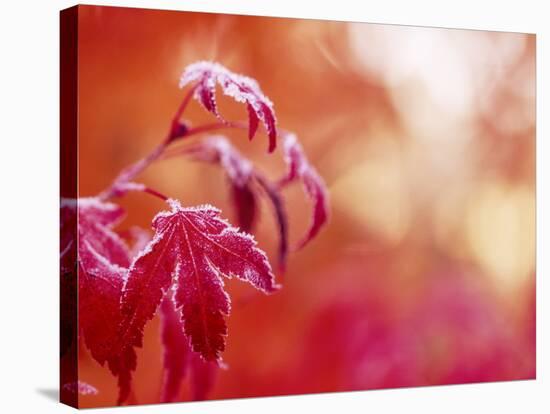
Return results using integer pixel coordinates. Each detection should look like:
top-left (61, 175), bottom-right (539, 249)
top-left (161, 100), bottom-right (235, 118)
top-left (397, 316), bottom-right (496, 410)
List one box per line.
top-left (75, 5), bottom-right (535, 407)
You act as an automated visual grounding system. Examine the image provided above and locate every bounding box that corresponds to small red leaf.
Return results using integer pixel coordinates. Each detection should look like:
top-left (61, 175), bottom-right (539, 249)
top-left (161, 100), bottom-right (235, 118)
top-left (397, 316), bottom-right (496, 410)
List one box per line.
top-left (160, 295), bottom-right (190, 403)
top-left (77, 198), bottom-right (131, 268)
top-left (180, 61), bottom-right (277, 152)
top-left (184, 136), bottom-right (288, 269)
top-left (279, 133), bottom-right (329, 249)
top-left (255, 174), bottom-right (289, 270)
top-left (230, 183), bottom-right (257, 233)
top-left (196, 75), bottom-right (219, 116)
top-left (160, 296), bottom-right (219, 402)
top-left (189, 352), bottom-right (218, 401)
top-left (123, 199), bottom-right (277, 363)
top-left (107, 345), bottom-right (137, 405)
top-left (76, 198), bottom-right (137, 405)
top-left (187, 136), bottom-right (257, 233)
top-left (246, 103), bottom-right (259, 141)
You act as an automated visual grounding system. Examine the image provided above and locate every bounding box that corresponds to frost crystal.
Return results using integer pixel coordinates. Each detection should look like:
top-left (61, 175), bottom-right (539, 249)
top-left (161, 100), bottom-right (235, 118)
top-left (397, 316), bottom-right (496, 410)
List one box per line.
top-left (180, 61), bottom-right (277, 152)
top-left (121, 198), bottom-right (277, 362)
top-left (280, 133), bottom-right (329, 248)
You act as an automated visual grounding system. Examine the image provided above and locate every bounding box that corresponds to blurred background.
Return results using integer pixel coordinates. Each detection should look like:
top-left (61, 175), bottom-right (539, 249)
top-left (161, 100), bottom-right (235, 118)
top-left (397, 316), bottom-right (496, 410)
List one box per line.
top-left (76, 5), bottom-right (535, 407)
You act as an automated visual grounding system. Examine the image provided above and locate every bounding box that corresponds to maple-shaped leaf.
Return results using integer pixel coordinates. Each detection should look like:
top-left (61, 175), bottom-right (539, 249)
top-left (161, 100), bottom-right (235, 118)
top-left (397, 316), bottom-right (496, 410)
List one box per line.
top-left (160, 295), bottom-right (219, 402)
top-left (279, 133), bottom-right (329, 249)
top-left (75, 198), bottom-right (137, 404)
top-left (180, 61), bottom-right (277, 152)
top-left (185, 136), bottom-right (289, 269)
top-left (121, 198), bottom-right (278, 363)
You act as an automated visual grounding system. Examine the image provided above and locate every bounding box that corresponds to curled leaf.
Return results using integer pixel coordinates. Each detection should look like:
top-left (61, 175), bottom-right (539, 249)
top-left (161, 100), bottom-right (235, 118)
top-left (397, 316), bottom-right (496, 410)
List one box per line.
top-left (185, 136), bottom-right (289, 269)
top-left (180, 61), bottom-right (277, 152)
top-left (279, 133), bottom-right (329, 249)
top-left (230, 183), bottom-right (257, 234)
top-left (255, 174), bottom-right (289, 270)
top-left (187, 136), bottom-right (257, 233)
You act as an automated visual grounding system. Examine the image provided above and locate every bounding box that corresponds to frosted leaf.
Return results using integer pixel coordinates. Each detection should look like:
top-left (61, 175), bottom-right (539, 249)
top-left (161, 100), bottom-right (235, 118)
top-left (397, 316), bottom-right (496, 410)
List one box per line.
top-left (121, 198), bottom-right (277, 362)
top-left (185, 136), bottom-right (289, 268)
top-left (160, 295), bottom-right (218, 402)
top-left (186, 136), bottom-right (257, 233)
top-left (180, 61), bottom-right (277, 152)
top-left (76, 197), bottom-right (137, 404)
top-left (279, 133), bottom-right (329, 249)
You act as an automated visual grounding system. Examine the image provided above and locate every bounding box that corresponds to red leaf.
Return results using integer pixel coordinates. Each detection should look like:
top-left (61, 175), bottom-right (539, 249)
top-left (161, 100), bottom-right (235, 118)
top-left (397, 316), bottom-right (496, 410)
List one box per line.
top-left (189, 351), bottom-right (218, 401)
top-left (196, 76), bottom-right (218, 116)
top-left (107, 343), bottom-right (137, 405)
top-left (76, 198), bottom-right (137, 405)
top-left (187, 136), bottom-right (257, 233)
top-left (230, 183), bottom-right (257, 234)
top-left (160, 295), bottom-right (219, 402)
top-left (255, 174), bottom-right (289, 270)
top-left (185, 136), bottom-right (288, 269)
top-left (160, 295), bottom-right (190, 403)
top-left (77, 198), bottom-right (131, 268)
top-left (180, 61), bottom-right (277, 152)
top-left (280, 133), bottom-right (329, 249)
top-left (246, 103), bottom-right (259, 141)
top-left (122, 199), bottom-right (277, 363)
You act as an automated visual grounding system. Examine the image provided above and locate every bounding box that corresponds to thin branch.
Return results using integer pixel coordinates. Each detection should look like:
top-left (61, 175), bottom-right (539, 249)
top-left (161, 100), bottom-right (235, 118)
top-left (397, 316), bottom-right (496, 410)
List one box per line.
top-left (184, 120), bottom-right (248, 138)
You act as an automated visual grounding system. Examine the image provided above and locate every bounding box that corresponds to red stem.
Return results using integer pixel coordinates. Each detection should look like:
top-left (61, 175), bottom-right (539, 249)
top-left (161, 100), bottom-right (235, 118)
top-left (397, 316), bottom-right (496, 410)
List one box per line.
top-left (173, 83), bottom-right (197, 125)
top-left (98, 142), bottom-right (168, 200)
top-left (142, 186), bottom-right (169, 201)
top-left (100, 86), bottom-right (199, 200)
top-left (184, 120), bottom-right (248, 137)
top-left (99, 84), bottom-right (252, 202)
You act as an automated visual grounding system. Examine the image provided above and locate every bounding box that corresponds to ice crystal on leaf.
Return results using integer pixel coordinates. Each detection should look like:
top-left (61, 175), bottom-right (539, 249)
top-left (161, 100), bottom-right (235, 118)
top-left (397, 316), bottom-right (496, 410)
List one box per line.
top-left (180, 61), bottom-right (277, 152)
top-left (187, 136), bottom-right (257, 232)
top-left (120, 199), bottom-right (278, 363)
top-left (186, 136), bottom-right (289, 268)
top-left (280, 133), bottom-right (329, 248)
top-left (75, 198), bottom-right (137, 404)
